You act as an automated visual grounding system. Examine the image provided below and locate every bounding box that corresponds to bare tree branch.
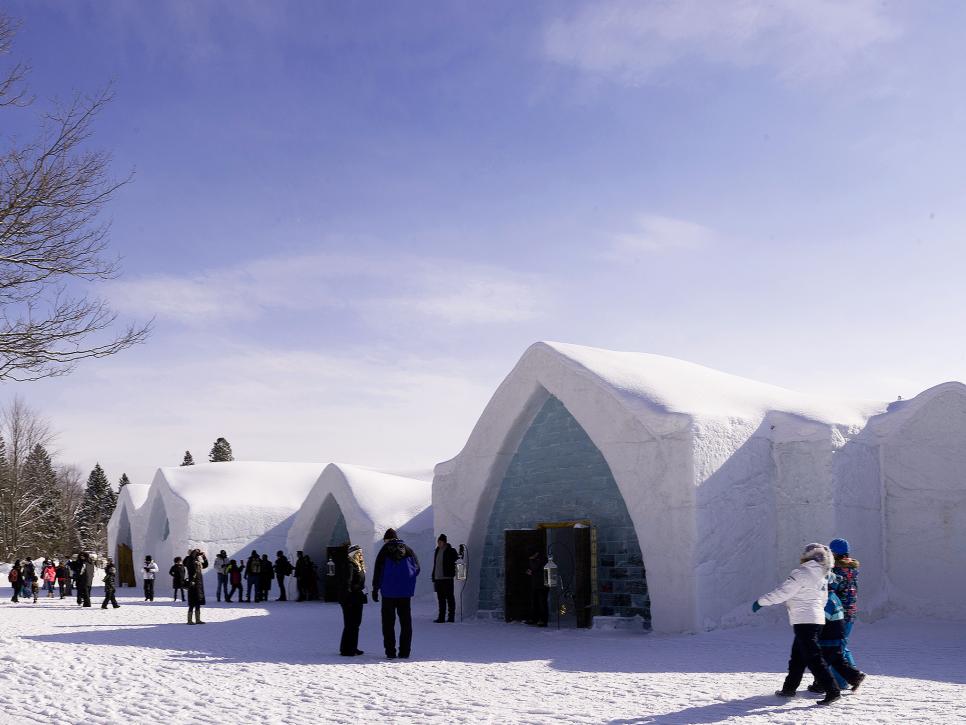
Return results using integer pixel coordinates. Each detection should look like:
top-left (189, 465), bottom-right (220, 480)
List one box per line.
top-left (0, 13), bottom-right (151, 380)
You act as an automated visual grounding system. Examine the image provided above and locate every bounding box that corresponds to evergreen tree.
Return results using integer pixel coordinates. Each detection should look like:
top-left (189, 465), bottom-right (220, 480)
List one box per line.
top-left (77, 463), bottom-right (114, 553)
top-left (209, 437), bottom-right (234, 463)
top-left (181, 450), bottom-right (195, 466)
top-left (118, 473), bottom-right (131, 488)
top-left (21, 443), bottom-right (62, 555)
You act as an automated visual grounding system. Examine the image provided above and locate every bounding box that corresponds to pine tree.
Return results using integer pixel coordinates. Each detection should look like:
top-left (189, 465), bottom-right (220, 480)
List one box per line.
top-left (209, 437), bottom-right (234, 463)
top-left (181, 450), bottom-right (195, 466)
top-left (77, 463), bottom-right (114, 554)
top-left (118, 473), bottom-right (131, 488)
top-left (21, 443), bottom-right (62, 555)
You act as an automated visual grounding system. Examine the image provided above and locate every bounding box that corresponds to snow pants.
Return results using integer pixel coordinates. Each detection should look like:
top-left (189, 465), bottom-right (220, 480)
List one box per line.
top-left (143, 579), bottom-right (155, 601)
top-left (102, 588), bottom-right (119, 608)
top-left (339, 597), bottom-right (364, 655)
top-left (227, 583), bottom-right (241, 601)
top-left (79, 585), bottom-right (91, 607)
top-left (58, 580), bottom-right (67, 598)
top-left (434, 579), bottom-right (455, 621)
top-left (381, 597), bottom-right (413, 657)
top-left (782, 624), bottom-right (837, 694)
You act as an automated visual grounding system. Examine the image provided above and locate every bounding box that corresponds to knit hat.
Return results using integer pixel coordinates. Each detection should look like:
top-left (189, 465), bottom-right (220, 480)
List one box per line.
top-left (829, 538), bottom-right (850, 556)
top-left (347, 545), bottom-right (362, 555)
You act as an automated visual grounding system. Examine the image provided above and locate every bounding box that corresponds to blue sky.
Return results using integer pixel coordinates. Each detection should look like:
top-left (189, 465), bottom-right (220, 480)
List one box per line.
top-left (5, 1), bottom-right (966, 485)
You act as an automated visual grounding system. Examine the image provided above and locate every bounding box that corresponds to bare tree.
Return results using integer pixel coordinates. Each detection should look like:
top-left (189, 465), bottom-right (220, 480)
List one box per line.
top-left (0, 396), bottom-right (53, 557)
top-left (55, 463), bottom-right (84, 554)
top-left (0, 12), bottom-right (150, 382)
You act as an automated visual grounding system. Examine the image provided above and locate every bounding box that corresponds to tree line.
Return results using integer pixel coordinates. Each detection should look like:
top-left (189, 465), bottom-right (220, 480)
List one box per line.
top-left (0, 397), bottom-right (240, 562)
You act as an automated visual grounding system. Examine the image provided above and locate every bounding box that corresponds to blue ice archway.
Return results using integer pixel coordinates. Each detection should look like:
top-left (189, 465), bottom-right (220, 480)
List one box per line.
top-left (477, 394), bottom-right (650, 627)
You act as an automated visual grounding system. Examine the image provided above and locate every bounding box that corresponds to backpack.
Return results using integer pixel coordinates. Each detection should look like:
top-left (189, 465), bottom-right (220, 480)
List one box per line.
top-left (7, 569), bottom-right (18, 583)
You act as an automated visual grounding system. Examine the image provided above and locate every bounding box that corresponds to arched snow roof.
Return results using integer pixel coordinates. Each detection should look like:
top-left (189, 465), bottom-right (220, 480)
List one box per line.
top-left (107, 483), bottom-right (151, 549)
top-left (287, 463), bottom-right (432, 563)
top-left (539, 341), bottom-right (884, 430)
top-left (141, 461), bottom-right (325, 571)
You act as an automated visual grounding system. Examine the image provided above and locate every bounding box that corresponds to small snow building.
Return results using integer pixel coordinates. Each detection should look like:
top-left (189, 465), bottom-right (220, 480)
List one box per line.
top-left (139, 462), bottom-right (323, 586)
top-left (286, 463), bottom-right (434, 599)
top-left (107, 483), bottom-right (151, 587)
top-left (433, 342), bottom-right (966, 633)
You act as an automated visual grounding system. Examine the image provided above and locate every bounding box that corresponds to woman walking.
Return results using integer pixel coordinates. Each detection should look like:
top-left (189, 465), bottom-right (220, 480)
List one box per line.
top-left (753, 542), bottom-right (841, 705)
top-left (339, 545), bottom-right (367, 656)
top-left (8, 560), bottom-right (22, 602)
top-left (185, 549), bottom-right (209, 624)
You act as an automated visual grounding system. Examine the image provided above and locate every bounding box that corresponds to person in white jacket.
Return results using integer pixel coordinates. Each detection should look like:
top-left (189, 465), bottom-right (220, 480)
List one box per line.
top-left (142, 555), bottom-right (160, 602)
top-left (214, 550), bottom-right (229, 602)
top-left (753, 542), bottom-right (841, 705)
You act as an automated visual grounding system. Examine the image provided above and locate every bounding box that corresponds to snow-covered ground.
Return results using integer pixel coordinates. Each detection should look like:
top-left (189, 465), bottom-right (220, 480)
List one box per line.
top-left (0, 587), bottom-right (963, 724)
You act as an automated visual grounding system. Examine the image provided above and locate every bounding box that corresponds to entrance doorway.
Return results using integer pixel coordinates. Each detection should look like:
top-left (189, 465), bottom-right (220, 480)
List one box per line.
top-left (117, 543), bottom-right (136, 587)
top-left (504, 522), bottom-right (596, 628)
top-left (323, 544), bottom-right (349, 602)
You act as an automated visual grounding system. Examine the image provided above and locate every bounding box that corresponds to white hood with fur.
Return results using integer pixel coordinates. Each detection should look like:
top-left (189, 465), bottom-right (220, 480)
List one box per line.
top-left (756, 543), bottom-right (833, 625)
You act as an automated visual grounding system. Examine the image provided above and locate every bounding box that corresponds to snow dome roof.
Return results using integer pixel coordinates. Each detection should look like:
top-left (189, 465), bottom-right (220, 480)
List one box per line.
top-left (332, 463), bottom-right (432, 531)
top-left (118, 483), bottom-right (151, 512)
top-left (539, 341), bottom-right (887, 428)
top-left (153, 461), bottom-right (324, 512)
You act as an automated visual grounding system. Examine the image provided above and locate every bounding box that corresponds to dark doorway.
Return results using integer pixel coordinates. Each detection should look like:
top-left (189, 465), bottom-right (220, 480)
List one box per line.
top-left (504, 529), bottom-right (544, 622)
top-left (323, 544), bottom-right (349, 603)
top-left (544, 524), bottom-right (595, 628)
top-left (117, 543), bottom-right (136, 587)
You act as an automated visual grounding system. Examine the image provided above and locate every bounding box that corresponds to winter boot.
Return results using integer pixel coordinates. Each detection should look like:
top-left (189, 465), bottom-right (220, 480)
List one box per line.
top-left (817, 690), bottom-right (841, 706)
top-left (850, 673), bottom-right (867, 693)
top-left (187, 610), bottom-right (195, 625)
top-left (775, 690), bottom-right (796, 698)
top-left (806, 683), bottom-right (824, 694)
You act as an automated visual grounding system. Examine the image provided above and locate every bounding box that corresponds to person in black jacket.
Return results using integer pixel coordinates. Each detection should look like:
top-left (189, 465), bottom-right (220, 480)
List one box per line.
top-left (169, 557), bottom-right (187, 602)
top-left (185, 549), bottom-right (209, 624)
top-left (258, 554), bottom-right (274, 602)
top-left (339, 545), bottom-right (367, 656)
top-left (77, 553), bottom-right (95, 608)
top-left (294, 551), bottom-right (308, 601)
top-left (274, 551), bottom-right (293, 601)
top-left (101, 558), bottom-right (121, 609)
top-left (68, 555), bottom-right (84, 604)
top-left (431, 534), bottom-right (459, 623)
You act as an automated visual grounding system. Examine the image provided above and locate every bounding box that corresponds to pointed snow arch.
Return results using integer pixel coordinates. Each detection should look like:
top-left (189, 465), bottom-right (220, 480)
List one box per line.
top-left (286, 464), bottom-right (434, 595)
top-left (477, 393), bottom-right (651, 625)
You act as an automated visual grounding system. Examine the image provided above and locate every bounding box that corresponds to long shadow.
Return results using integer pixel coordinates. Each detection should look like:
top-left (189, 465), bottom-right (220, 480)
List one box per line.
top-left (20, 591), bottom-right (966, 686)
top-left (607, 694), bottom-right (819, 725)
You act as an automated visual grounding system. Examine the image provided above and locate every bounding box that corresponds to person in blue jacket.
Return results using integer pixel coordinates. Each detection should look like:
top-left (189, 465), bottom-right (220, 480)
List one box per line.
top-left (372, 528), bottom-right (420, 659)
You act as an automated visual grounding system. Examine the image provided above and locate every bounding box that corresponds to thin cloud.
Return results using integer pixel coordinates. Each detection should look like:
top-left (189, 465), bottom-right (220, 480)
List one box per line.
top-left (107, 253), bottom-right (551, 327)
top-left (608, 214), bottom-right (716, 258)
top-left (543, 0), bottom-right (901, 86)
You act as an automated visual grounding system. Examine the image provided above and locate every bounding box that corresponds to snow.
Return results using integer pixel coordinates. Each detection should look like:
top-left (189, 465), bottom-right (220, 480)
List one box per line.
top-left (434, 341), bottom-right (966, 634)
top-left (108, 483), bottom-right (152, 568)
top-left (141, 462), bottom-right (324, 581)
top-left (286, 463), bottom-right (434, 593)
top-left (0, 588), bottom-right (963, 724)
top-left (544, 341), bottom-right (885, 429)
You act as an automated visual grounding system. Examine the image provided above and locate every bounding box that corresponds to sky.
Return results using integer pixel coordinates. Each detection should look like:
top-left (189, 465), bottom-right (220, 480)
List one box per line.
top-left (3, 0), bottom-right (966, 487)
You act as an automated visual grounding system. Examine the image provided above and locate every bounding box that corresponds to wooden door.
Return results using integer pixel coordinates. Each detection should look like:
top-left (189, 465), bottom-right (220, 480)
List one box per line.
top-left (117, 543), bottom-right (136, 587)
top-left (573, 527), bottom-right (596, 628)
top-left (504, 529), bottom-right (545, 622)
top-left (323, 545), bottom-right (349, 602)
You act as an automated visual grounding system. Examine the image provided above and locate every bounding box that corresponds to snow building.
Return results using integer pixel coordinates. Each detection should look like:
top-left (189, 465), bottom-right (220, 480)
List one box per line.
top-left (139, 462), bottom-right (323, 586)
top-left (286, 463), bottom-right (434, 600)
top-left (107, 483), bottom-right (151, 587)
top-left (433, 341), bottom-right (966, 634)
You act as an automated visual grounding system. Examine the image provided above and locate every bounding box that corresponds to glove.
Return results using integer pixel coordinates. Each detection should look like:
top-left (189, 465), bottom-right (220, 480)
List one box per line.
top-left (372, 590), bottom-right (379, 602)
top-left (752, 601), bottom-right (762, 613)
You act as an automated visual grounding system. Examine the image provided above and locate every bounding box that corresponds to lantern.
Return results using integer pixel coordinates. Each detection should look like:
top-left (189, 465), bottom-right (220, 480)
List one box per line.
top-left (543, 555), bottom-right (558, 588)
top-left (326, 557), bottom-right (336, 577)
top-left (456, 544), bottom-right (467, 581)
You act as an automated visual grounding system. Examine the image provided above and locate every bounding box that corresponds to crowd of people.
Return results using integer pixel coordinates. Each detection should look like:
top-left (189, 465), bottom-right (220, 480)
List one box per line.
top-left (6, 531), bottom-right (867, 703)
